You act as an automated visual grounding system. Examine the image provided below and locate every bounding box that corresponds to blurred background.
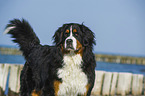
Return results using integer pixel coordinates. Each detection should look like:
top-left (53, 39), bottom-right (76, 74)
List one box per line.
top-left (0, 0), bottom-right (145, 95)
top-left (0, 0), bottom-right (145, 56)
top-left (1, 0), bottom-right (145, 72)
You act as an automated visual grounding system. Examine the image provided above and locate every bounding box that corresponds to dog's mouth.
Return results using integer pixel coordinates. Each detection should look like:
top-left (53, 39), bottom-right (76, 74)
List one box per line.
top-left (63, 39), bottom-right (81, 53)
top-left (64, 45), bottom-right (81, 53)
top-left (66, 44), bottom-right (74, 51)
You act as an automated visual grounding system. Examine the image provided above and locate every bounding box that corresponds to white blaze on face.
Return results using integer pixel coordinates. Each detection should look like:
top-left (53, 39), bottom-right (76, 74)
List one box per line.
top-left (64, 26), bottom-right (77, 50)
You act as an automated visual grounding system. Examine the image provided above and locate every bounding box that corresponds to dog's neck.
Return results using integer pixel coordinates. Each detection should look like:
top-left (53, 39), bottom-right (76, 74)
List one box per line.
top-left (57, 52), bottom-right (88, 95)
top-left (63, 52), bottom-right (82, 66)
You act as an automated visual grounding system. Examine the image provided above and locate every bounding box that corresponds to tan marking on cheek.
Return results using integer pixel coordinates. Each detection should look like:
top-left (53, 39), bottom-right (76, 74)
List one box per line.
top-left (61, 43), bottom-right (69, 54)
top-left (31, 90), bottom-right (41, 96)
top-left (54, 80), bottom-right (61, 96)
top-left (75, 40), bottom-right (83, 56)
top-left (61, 44), bottom-right (64, 53)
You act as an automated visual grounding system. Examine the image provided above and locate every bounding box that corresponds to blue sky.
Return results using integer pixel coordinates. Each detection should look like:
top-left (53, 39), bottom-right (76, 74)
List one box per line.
top-left (0, 0), bottom-right (145, 56)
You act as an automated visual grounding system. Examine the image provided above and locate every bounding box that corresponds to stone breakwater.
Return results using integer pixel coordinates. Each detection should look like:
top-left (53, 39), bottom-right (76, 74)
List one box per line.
top-left (1, 47), bottom-right (145, 65)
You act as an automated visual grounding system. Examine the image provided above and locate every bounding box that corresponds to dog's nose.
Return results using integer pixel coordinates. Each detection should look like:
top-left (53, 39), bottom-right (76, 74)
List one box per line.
top-left (66, 39), bottom-right (73, 44)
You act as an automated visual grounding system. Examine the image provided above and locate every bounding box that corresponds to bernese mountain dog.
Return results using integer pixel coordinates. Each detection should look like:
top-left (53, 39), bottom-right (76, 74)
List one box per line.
top-left (5, 19), bottom-right (96, 96)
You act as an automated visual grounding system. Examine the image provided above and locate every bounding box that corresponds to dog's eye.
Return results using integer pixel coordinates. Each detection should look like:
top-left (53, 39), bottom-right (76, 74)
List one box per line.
top-left (65, 33), bottom-right (68, 36)
top-left (74, 32), bottom-right (78, 37)
top-left (65, 29), bottom-right (69, 36)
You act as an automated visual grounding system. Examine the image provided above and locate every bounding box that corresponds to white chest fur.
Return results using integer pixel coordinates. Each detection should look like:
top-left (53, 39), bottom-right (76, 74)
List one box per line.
top-left (57, 53), bottom-right (88, 96)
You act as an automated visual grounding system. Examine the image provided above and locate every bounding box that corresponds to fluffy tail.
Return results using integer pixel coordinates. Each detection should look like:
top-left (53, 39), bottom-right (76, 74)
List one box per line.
top-left (5, 19), bottom-right (40, 57)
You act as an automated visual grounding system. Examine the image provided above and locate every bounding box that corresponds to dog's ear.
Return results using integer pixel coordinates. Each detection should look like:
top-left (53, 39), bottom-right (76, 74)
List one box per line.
top-left (53, 24), bottom-right (68, 46)
top-left (53, 27), bottom-right (63, 46)
top-left (80, 24), bottom-right (96, 48)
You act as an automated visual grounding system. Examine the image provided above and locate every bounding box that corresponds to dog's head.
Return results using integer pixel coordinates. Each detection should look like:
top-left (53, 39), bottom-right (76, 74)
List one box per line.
top-left (53, 23), bottom-right (96, 54)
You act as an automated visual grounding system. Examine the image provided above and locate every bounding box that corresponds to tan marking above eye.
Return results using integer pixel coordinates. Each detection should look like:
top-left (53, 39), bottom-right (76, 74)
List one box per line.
top-left (73, 29), bottom-right (77, 32)
top-left (66, 29), bottom-right (69, 33)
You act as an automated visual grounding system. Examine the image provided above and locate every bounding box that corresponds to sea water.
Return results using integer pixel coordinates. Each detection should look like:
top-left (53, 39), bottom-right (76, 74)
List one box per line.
top-left (0, 53), bottom-right (145, 75)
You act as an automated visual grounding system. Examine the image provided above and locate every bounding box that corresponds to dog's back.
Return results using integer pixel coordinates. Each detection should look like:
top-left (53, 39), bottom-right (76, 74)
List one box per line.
top-left (6, 19), bottom-right (96, 96)
top-left (5, 19), bottom-right (56, 95)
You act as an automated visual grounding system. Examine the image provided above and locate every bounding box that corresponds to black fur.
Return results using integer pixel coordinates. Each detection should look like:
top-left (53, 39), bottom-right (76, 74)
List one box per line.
top-left (6, 19), bottom-right (96, 96)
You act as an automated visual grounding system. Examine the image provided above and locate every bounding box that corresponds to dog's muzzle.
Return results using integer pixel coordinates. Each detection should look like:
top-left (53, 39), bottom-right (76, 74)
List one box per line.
top-left (66, 39), bottom-right (74, 50)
